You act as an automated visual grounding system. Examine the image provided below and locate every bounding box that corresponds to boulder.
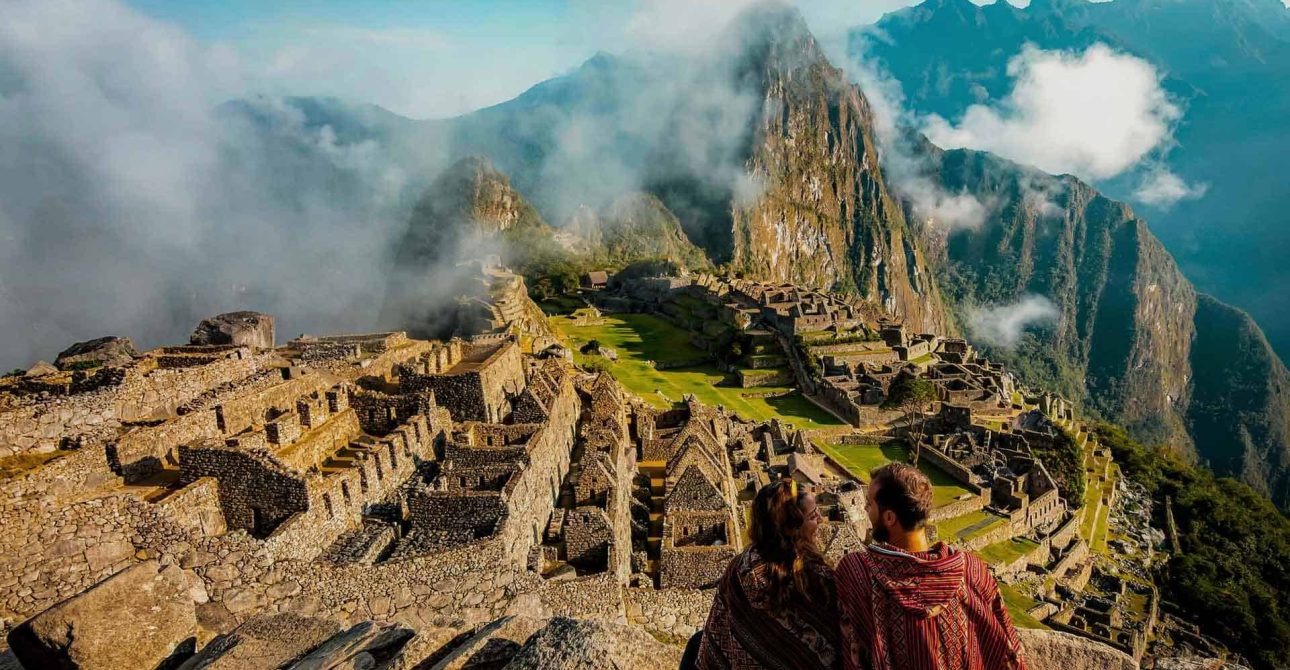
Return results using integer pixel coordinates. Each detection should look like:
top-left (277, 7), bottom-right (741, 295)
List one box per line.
top-left (23, 361), bottom-right (57, 378)
top-left (285, 620), bottom-right (415, 670)
top-left (190, 311), bottom-right (275, 349)
top-left (7, 560), bottom-right (197, 670)
top-left (429, 616), bottom-right (546, 670)
top-left (502, 617), bottom-right (682, 670)
top-left (178, 613), bottom-right (341, 669)
top-left (1017, 628), bottom-right (1137, 670)
top-left (54, 336), bottom-right (138, 370)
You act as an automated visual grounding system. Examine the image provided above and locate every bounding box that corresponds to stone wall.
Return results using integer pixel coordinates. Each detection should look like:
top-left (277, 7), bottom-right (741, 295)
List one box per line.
top-left (405, 341), bottom-right (525, 424)
top-left (918, 443), bottom-right (980, 490)
top-left (626, 587), bottom-right (714, 643)
top-left (179, 443), bottom-right (310, 537)
top-left (274, 409), bottom-right (362, 473)
top-left (565, 507), bottom-right (613, 570)
top-left (156, 476), bottom-right (227, 537)
top-left (658, 546), bottom-right (735, 590)
top-left (0, 349), bottom-right (262, 457)
top-left (928, 490), bottom-right (990, 523)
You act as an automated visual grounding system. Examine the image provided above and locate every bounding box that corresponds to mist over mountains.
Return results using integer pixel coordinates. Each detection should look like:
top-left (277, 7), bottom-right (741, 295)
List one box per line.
top-left (854, 0), bottom-right (1290, 358)
top-left (3, 0), bottom-right (1290, 510)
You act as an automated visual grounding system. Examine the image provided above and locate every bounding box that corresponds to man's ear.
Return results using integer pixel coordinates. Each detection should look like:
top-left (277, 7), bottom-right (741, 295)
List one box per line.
top-left (882, 509), bottom-right (898, 530)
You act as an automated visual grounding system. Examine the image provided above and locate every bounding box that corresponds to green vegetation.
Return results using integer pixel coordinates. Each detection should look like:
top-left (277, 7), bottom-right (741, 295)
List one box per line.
top-left (1094, 423), bottom-right (1290, 670)
top-left (65, 360), bottom-right (102, 371)
top-left (936, 510), bottom-right (1006, 541)
top-left (553, 312), bottom-right (843, 430)
top-left (1029, 427), bottom-right (1085, 504)
top-left (816, 441), bottom-right (975, 508)
top-left (1000, 583), bottom-right (1047, 630)
top-left (977, 537), bottom-right (1041, 566)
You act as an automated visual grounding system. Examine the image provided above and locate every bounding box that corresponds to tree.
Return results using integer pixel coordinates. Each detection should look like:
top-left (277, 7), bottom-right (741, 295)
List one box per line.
top-left (885, 376), bottom-right (937, 465)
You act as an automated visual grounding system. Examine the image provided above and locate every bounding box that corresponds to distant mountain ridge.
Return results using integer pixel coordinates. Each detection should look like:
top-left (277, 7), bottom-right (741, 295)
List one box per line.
top-left (228, 3), bottom-right (1290, 509)
top-left (853, 0), bottom-right (1290, 360)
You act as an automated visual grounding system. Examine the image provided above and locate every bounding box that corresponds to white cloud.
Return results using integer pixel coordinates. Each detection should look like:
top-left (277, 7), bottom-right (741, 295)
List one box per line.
top-left (0, 0), bottom-right (412, 369)
top-left (922, 44), bottom-right (1180, 181)
top-left (841, 30), bottom-right (992, 231)
top-left (967, 295), bottom-right (1060, 348)
top-left (1133, 166), bottom-right (1209, 208)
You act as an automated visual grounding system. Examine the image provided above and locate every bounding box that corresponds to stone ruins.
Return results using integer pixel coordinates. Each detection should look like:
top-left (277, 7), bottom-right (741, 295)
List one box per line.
top-left (0, 282), bottom-right (1183, 668)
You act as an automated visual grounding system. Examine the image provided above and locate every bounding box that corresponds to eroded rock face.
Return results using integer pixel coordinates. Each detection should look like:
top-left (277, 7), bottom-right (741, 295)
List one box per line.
top-left (54, 336), bottom-right (138, 370)
top-left (501, 617), bottom-right (682, 670)
top-left (7, 560), bottom-right (197, 670)
top-left (1017, 628), bottom-right (1136, 670)
top-left (190, 312), bottom-right (275, 350)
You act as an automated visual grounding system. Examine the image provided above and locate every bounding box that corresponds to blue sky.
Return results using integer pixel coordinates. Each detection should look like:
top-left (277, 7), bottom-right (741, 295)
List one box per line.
top-left (120, 0), bottom-right (922, 119)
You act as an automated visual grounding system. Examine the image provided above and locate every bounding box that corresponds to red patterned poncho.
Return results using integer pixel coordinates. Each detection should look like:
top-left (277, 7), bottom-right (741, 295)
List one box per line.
top-left (835, 542), bottom-right (1028, 670)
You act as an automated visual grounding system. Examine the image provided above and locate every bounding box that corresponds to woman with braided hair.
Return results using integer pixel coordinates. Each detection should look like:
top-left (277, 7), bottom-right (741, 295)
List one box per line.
top-left (687, 478), bottom-right (841, 670)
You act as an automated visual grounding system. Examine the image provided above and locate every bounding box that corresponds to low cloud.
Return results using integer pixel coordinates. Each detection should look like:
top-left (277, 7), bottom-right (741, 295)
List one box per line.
top-left (967, 295), bottom-right (1060, 348)
top-left (922, 44), bottom-right (1180, 181)
top-left (0, 0), bottom-right (412, 369)
top-left (841, 31), bottom-right (992, 231)
top-left (1133, 166), bottom-right (1209, 208)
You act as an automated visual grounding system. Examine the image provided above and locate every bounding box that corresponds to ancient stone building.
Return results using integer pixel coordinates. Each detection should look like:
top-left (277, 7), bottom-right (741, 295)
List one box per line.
top-left (400, 339), bottom-right (526, 423)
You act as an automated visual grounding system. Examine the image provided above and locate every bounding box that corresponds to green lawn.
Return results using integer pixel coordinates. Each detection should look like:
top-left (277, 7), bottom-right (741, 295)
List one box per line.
top-left (977, 537), bottom-right (1041, 566)
top-left (937, 510), bottom-right (1007, 541)
top-left (553, 313), bottom-right (844, 430)
top-left (1000, 584), bottom-right (1048, 630)
top-left (816, 442), bottom-right (976, 507)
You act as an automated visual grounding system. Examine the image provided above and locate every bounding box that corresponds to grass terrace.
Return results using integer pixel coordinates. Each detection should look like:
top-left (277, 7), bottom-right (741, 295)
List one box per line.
top-left (551, 312), bottom-right (844, 431)
top-left (977, 537), bottom-right (1042, 566)
top-left (937, 510), bottom-right (1007, 542)
top-left (1000, 583), bottom-right (1048, 630)
top-left (816, 441), bottom-right (976, 507)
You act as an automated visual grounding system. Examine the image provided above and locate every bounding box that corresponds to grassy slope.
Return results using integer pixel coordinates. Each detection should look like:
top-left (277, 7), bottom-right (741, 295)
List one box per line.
top-left (816, 441), bottom-right (975, 507)
top-left (552, 312), bottom-right (843, 430)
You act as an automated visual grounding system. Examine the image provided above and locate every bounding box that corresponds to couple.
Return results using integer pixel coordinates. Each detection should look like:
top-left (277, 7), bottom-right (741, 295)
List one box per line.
top-left (688, 463), bottom-right (1028, 670)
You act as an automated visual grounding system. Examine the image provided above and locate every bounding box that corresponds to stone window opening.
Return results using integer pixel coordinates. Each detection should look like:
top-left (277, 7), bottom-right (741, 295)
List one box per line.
top-left (341, 481), bottom-right (352, 507)
top-left (323, 493), bottom-right (334, 518)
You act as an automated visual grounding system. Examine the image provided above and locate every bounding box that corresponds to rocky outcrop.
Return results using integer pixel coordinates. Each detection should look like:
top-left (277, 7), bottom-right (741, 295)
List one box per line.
top-left (428, 615), bottom-right (547, 670)
top-left (190, 312), bottom-right (275, 350)
top-left (54, 337), bottom-right (138, 370)
top-left (924, 147), bottom-right (1290, 508)
top-left (565, 193), bottom-right (712, 272)
top-left (501, 617), bottom-right (682, 670)
top-left (176, 613), bottom-right (414, 669)
top-left (1017, 628), bottom-right (1136, 670)
top-left (7, 560), bottom-right (197, 670)
top-left (726, 7), bottom-right (950, 334)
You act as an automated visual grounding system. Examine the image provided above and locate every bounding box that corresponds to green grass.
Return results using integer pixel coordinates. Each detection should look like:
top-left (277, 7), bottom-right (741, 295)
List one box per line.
top-left (1000, 584), bottom-right (1048, 630)
top-left (554, 313), bottom-right (844, 430)
top-left (977, 537), bottom-right (1041, 566)
top-left (937, 510), bottom-right (1007, 541)
top-left (538, 295), bottom-right (586, 316)
top-left (816, 442), bottom-right (976, 508)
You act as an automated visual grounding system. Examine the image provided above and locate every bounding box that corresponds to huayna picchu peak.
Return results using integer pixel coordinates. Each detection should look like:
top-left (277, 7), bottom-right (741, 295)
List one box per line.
top-left (2, 1), bottom-right (1288, 669)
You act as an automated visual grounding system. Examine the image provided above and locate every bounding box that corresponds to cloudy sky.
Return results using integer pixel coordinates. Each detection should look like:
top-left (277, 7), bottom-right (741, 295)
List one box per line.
top-left (123, 0), bottom-right (927, 119)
